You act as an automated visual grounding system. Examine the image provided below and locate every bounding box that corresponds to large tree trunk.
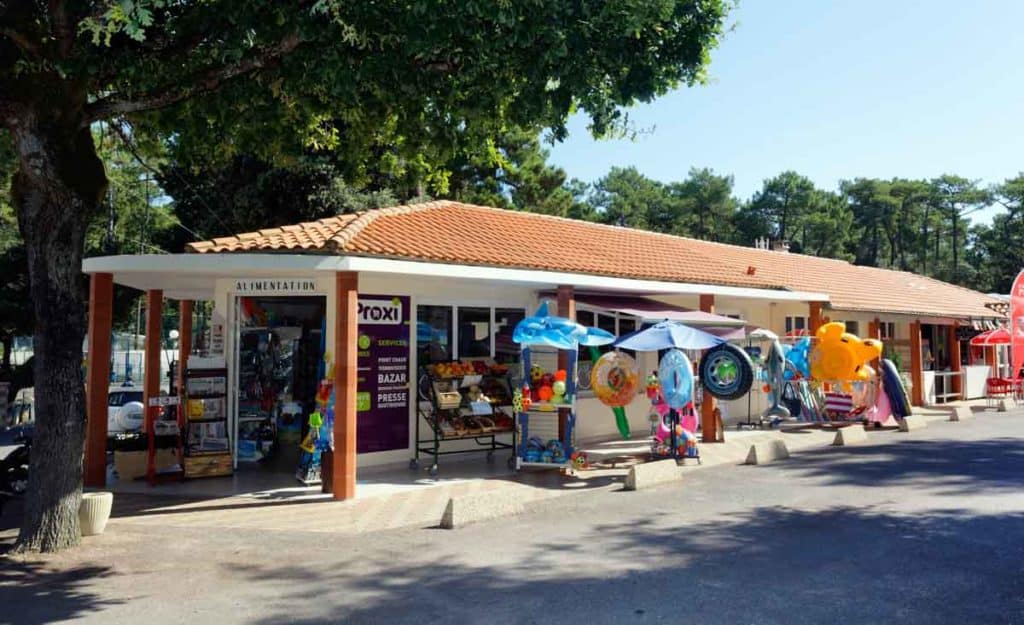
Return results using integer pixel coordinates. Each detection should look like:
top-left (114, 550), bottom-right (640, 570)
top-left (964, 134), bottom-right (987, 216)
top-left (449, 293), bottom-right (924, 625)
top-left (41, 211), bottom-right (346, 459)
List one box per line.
top-left (8, 105), bottom-right (107, 553)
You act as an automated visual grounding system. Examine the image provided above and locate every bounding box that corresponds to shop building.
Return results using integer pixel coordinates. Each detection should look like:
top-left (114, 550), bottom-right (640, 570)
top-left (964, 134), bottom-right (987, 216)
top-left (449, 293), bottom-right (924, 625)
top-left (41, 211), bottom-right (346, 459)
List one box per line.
top-left (80, 201), bottom-right (1004, 499)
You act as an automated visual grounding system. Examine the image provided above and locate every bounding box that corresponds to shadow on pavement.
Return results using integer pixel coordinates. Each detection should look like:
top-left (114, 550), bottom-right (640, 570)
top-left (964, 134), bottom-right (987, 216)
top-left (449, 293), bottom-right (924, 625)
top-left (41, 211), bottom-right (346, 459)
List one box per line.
top-left (773, 436), bottom-right (1024, 494)
top-left (0, 559), bottom-right (121, 625)
top-left (219, 504), bottom-right (1024, 625)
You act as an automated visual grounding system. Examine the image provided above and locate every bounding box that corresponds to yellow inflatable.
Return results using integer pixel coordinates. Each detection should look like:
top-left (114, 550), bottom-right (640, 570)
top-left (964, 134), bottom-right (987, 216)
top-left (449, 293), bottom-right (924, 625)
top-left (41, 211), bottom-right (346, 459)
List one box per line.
top-left (810, 322), bottom-right (883, 382)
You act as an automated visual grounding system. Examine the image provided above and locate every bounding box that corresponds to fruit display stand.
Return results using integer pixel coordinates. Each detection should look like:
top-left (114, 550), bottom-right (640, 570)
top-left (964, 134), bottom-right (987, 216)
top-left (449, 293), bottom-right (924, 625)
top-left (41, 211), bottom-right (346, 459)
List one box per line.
top-left (412, 360), bottom-right (515, 476)
top-left (513, 345), bottom-right (579, 473)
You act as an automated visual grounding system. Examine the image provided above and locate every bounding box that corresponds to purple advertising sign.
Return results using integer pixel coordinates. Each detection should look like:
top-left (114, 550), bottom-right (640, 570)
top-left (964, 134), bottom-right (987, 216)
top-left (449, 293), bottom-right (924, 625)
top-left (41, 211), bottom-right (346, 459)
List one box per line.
top-left (356, 295), bottom-right (411, 453)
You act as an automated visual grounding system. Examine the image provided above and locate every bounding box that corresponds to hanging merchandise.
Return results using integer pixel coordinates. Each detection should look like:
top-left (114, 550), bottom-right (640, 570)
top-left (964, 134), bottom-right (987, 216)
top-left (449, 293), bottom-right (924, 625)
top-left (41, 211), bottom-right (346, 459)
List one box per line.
top-left (590, 349), bottom-right (639, 439)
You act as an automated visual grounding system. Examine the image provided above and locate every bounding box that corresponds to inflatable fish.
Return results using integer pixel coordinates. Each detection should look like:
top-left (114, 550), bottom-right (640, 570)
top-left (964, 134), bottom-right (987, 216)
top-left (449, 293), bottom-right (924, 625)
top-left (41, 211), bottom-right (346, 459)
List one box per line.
top-left (762, 340), bottom-right (791, 421)
top-left (513, 302), bottom-right (616, 349)
top-left (783, 336), bottom-right (811, 380)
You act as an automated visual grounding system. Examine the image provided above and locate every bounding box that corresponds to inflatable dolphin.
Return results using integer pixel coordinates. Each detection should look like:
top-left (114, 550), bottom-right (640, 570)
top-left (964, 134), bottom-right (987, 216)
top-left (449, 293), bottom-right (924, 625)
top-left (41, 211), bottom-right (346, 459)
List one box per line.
top-left (761, 340), bottom-right (791, 421)
top-left (512, 302), bottom-right (615, 349)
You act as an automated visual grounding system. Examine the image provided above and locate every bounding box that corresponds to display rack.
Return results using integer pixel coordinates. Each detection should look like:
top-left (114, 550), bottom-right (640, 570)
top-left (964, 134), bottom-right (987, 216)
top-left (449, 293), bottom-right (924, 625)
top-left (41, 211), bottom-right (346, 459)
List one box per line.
top-left (411, 363), bottom-right (515, 476)
top-left (513, 346), bottom-right (579, 472)
top-left (183, 364), bottom-right (233, 479)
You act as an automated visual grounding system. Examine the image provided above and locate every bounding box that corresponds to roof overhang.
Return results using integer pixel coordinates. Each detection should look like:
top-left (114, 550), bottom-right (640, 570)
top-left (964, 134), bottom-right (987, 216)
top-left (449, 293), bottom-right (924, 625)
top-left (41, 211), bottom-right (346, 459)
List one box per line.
top-left (82, 253), bottom-right (830, 303)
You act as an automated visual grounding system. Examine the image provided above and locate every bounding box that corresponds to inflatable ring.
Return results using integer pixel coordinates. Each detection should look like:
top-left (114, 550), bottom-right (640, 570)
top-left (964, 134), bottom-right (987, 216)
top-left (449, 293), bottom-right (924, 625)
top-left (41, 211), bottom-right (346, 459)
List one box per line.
top-left (658, 349), bottom-right (694, 409)
top-left (810, 322), bottom-right (883, 381)
top-left (700, 343), bottom-right (754, 400)
top-left (590, 351), bottom-right (639, 407)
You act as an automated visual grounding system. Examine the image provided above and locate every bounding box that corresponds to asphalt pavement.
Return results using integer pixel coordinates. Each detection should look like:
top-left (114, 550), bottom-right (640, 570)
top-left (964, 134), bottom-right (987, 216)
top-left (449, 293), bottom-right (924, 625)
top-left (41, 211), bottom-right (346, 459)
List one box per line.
top-left (3, 410), bottom-right (1024, 625)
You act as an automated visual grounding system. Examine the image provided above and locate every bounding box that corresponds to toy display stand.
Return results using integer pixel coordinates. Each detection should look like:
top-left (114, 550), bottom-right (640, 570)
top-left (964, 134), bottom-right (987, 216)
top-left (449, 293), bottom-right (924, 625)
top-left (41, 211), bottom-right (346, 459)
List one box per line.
top-left (513, 346), bottom-right (579, 474)
top-left (412, 363), bottom-right (515, 476)
top-left (146, 395), bottom-right (185, 486)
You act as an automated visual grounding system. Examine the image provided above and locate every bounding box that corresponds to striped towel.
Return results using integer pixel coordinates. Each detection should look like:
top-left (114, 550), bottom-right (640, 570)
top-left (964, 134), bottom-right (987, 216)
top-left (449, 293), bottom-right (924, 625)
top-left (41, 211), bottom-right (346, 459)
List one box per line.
top-left (824, 392), bottom-right (855, 415)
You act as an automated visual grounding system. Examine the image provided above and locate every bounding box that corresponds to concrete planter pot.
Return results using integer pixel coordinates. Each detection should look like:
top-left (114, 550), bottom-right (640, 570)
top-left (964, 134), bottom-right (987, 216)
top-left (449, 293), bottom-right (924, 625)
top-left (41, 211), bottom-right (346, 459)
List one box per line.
top-left (79, 491), bottom-right (113, 536)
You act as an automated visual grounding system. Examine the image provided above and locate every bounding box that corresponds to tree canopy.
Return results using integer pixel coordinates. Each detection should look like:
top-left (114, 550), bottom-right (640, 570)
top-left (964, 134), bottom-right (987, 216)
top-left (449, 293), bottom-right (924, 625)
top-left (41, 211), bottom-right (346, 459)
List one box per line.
top-left (0, 0), bottom-right (735, 552)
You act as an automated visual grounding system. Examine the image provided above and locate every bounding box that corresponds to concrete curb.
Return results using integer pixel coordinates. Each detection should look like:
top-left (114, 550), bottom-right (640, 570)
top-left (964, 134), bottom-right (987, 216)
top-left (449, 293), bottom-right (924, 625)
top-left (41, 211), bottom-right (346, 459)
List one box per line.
top-left (745, 439), bottom-right (790, 465)
top-left (440, 490), bottom-right (525, 529)
top-left (624, 459), bottom-right (683, 491)
top-left (899, 414), bottom-right (928, 432)
top-left (949, 406), bottom-right (975, 422)
top-left (833, 426), bottom-right (867, 446)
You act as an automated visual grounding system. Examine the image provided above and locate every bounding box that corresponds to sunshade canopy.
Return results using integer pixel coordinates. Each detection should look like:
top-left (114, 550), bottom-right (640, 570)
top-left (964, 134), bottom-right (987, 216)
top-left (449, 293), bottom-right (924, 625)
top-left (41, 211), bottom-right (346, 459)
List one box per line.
top-left (613, 320), bottom-right (725, 351)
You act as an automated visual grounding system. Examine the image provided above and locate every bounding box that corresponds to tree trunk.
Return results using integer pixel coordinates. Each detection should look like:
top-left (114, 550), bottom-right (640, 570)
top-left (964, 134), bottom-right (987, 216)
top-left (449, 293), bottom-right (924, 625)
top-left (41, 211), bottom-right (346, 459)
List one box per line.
top-left (7, 106), bottom-right (107, 553)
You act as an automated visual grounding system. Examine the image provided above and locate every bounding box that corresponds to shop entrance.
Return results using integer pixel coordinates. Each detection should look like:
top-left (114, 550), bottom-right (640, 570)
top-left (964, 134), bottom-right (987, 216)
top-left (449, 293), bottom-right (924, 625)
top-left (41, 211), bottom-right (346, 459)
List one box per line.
top-left (234, 296), bottom-right (326, 474)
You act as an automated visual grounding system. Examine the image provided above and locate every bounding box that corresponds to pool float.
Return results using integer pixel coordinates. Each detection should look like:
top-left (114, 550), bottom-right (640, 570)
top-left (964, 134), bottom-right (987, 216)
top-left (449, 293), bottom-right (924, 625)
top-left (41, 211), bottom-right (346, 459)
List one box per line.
top-left (513, 302), bottom-right (616, 349)
top-left (590, 350), bottom-right (639, 439)
top-left (761, 340), bottom-right (791, 421)
top-left (879, 358), bottom-right (912, 419)
top-left (810, 322), bottom-right (883, 382)
top-left (699, 343), bottom-right (754, 400)
top-left (658, 349), bottom-right (694, 409)
top-left (783, 337), bottom-right (811, 380)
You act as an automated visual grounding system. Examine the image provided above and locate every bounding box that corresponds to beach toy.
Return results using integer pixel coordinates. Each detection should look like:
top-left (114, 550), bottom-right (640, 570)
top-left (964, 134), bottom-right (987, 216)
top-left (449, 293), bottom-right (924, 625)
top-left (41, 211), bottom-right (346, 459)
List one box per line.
top-left (645, 372), bottom-right (661, 401)
top-left (591, 352), bottom-right (639, 407)
top-left (658, 349), bottom-right (694, 409)
top-left (591, 350), bottom-right (639, 439)
top-left (513, 302), bottom-right (616, 349)
top-left (699, 343), bottom-right (754, 400)
top-left (512, 388), bottom-right (524, 413)
top-left (537, 385), bottom-right (553, 402)
top-left (551, 380), bottom-right (566, 403)
top-left (784, 337), bottom-right (811, 380)
top-left (810, 322), bottom-right (883, 382)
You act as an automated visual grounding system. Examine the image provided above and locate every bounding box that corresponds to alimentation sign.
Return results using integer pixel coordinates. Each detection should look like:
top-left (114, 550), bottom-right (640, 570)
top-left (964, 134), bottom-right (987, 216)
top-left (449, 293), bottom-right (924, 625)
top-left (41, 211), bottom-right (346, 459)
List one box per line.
top-left (356, 295), bottom-right (410, 453)
top-left (233, 279), bottom-right (319, 295)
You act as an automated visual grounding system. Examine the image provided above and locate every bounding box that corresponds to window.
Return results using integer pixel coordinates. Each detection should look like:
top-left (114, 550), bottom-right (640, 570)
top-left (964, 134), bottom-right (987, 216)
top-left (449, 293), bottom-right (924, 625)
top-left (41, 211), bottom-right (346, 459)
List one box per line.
top-left (417, 305), bottom-right (452, 365)
top-left (457, 307), bottom-right (491, 358)
top-left (785, 316), bottom-right (807, 334)
top-left (577, 307), bottom-right (639, 361)
top-left (880, 322), bottom-right (896, 339)
top-left (845, 321), bottom-right (860, 336)
top-left (494, 308), bottom-right (526, 364)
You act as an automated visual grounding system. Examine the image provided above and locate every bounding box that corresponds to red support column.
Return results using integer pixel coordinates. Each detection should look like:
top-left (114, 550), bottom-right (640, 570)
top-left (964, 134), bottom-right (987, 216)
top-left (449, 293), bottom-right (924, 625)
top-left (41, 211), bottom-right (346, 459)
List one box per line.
top-left (910, 320), bottom-right (924, 406)
top-left (556, 285), bottom-right (576, 440)
top-left (333, 272), bottom-right (359, 500)
top-left (809, 301), bottom-right (824, 335)
top-left (143, 290), bottom-right (164, 433)
top-left (867, 318), bottom-right (880, 369)
top-left (84, 273), bottom-right (114, 488)
top-left (949, 323), bottom-right (962, 397)
top-left (699, 294), bottom-right (720, 443)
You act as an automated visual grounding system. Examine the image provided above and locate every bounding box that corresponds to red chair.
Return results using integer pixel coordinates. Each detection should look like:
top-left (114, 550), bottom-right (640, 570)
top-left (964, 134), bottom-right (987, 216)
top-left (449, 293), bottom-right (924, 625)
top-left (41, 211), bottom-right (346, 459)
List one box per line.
top-left (986, 377), bottom-right (1013, 407)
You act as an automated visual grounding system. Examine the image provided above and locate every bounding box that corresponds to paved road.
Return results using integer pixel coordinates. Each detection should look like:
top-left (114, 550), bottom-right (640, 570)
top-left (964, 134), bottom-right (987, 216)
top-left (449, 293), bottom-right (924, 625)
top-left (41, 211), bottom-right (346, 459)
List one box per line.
top-left (3, 412), bottom-right (1024, 625)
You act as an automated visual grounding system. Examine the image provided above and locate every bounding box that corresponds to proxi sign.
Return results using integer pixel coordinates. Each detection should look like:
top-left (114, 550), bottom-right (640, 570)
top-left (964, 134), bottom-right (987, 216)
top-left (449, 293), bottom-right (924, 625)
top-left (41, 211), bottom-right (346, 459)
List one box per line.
top-left (358, 298), bottom-right (404, 325)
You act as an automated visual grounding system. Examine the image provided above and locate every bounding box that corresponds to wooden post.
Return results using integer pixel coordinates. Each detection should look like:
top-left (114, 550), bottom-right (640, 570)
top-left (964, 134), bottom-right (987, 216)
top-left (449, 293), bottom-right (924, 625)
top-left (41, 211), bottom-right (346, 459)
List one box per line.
top-left (809, 301), bottom-right (824, 335)
top-left (699, 294), bottom-right (719, 443)
top-left (949, 323), bottom-right (962, 398)
top-left (867, 318), bottom-right (880, 369)
top-left (84, 273), bottom-right (114, 488)
top-left (143, 290), bottom-right (164, 434)
top-left (910, 320), bottom-right (924, 406)
top-left (333, 272), bottom-right (359, 500)
top-left (556, 285), bottom-right (576, 440)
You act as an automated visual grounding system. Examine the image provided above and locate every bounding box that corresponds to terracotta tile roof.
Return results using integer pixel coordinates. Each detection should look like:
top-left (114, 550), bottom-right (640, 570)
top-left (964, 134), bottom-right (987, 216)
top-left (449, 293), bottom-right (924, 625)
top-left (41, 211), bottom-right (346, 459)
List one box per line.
top-left (680, 238), bottom-right (1002, 319)
top-left (187, 200), bottom-right (1002, 319)
top-left (188, 201), bottom-right (781, 289)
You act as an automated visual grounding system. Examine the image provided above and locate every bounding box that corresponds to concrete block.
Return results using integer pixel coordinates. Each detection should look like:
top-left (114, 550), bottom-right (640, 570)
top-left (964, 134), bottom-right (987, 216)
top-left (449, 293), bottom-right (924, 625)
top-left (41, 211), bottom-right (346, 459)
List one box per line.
top-left (624, 459), bottom-right (683, 491)
top-left (898, 414), bottom-right (928, 432)
top-left (949, 406), bottom-right (974, 422)
top-left (745, 439), bottom-right (791, 465)
top-left (440, 490), bottom-right (525, 529)
top-left (998, 398), bottom-right (1015, 413)
top-left (832, 425), bottom-right (867, 446)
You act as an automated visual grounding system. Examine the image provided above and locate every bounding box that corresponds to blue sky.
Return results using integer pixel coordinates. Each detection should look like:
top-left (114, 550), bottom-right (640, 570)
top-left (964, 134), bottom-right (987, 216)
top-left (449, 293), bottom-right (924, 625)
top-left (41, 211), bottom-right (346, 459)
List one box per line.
top-left (547, 0), bottom-right (1024, 224)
